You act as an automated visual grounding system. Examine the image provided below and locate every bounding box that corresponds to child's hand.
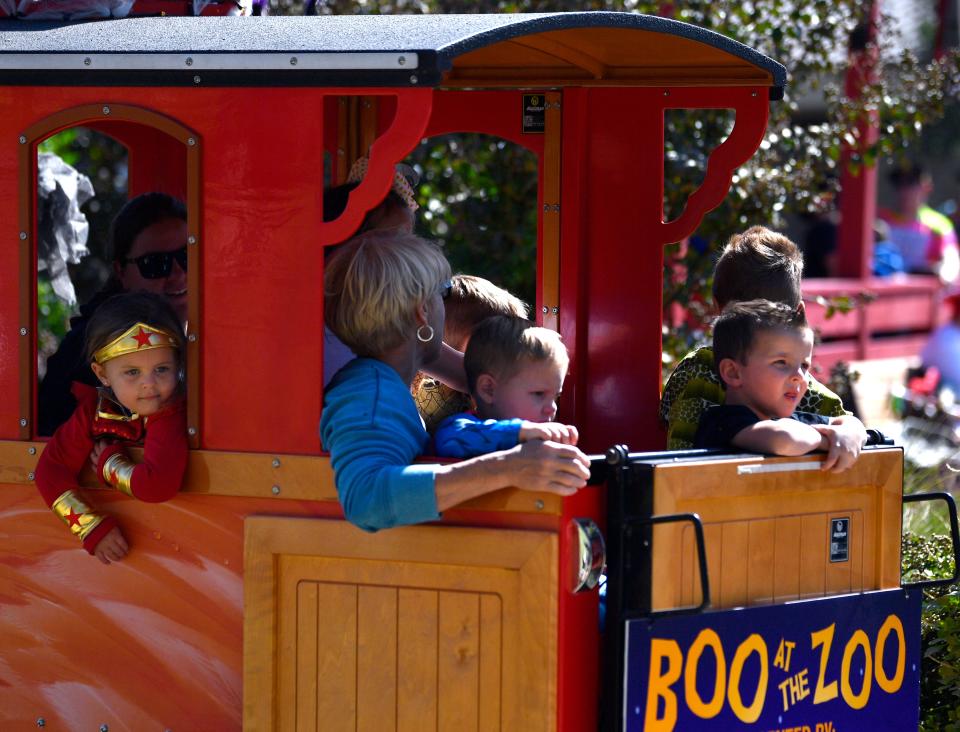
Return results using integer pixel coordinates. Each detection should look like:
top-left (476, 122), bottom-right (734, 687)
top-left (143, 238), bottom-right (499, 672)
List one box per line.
top-left (519, 421), bottom-right (579, 446)
top-left (94, 526), bottom-right (129, 565)
top-left (814, 418), bottom-right (866, 473)
top-left (89, 439), bottom-right (110, 472)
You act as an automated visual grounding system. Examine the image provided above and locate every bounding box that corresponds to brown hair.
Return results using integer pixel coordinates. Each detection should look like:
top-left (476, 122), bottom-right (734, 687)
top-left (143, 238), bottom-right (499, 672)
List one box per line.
top-left (713, 299), bottom-right (808, 369)
top-left (464, 315), bottom-right (568, 396)
top-left (712, 226), bottom-right (804, 309)
top-left (84, 291), bottom-right (186, 365)
top-left (443, 275), bottom-right (529, 350)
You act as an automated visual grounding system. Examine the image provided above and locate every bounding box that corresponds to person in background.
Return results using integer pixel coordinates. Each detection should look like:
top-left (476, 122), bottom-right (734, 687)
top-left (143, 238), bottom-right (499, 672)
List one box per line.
top-left (879, 162), bottom-right (959, 283)
top-left (321, 231), bottom-right (590, 533)
top-left (660, 225), bottom-right (848, 450)
top-left (39, 192), bottom-right (188, 436)
top-left (414, 274), bottom-right (529, 433)
top-left (434, 315), bottom-right (577, 458)
top-left (34, 292), bottom-right (188, 564)
top-left (694, 299), bottom-right (866, 472)
top-left (920, 289), bottom-right (960, 391)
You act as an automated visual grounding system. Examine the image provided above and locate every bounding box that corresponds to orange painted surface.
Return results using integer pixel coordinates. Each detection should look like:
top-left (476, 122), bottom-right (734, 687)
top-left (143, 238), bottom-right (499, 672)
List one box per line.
top-left (0, 484), bottom-right (333, 730)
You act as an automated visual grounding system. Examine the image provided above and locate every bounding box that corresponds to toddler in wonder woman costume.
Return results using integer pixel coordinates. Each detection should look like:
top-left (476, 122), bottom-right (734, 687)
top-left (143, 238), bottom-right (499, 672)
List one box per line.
top-left (34, 291), bottom-right (187, 564)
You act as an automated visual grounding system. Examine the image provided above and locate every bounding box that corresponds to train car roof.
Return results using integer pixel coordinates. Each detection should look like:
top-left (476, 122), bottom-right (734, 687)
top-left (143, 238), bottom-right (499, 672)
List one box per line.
top-left (0, 13), bottom-right (786, 95)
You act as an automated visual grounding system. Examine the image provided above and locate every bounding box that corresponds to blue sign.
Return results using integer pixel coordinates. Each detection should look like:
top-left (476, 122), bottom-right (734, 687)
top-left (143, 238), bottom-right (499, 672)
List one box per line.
top-left (624, 589), bottom-right (921, 731)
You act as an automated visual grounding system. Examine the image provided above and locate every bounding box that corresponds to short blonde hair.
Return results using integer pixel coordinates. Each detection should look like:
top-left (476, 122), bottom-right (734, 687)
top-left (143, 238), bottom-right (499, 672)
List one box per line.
top-left (325, 231), bottom-right (451, 357)
top-left (464, 315), bottom-right (569, 395)
top-left (444, 274), bottom-right (529, 349)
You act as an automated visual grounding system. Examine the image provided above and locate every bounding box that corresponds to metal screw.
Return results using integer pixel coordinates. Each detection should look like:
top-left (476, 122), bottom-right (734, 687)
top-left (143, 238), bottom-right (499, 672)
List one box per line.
top-left (19, 231), bottom-right (27, 240)
top-left (397, 56), bottom-right (406, 66)
top-left (19, 418), bottom-right (27, 427)
top-left (187, 235), bottom-right (197, 245)
top-left (272, 458), bottom-right (281, 468)
top-left (534, 499), bottom-right (545, 511)
top-left (543, 204), bottom-right (550, 212)
top-left (663, 90), bottom-right (670, 96)
top-left (27, 471), bottom-right (35, 481)
top-left (193, 75), bottom-right (201, 85)
top-left (100, 725), bottom-right (109, 732)
top-left (187, 137), bottom-right (196, 146)
top-left (36, 719), bottom-right (44, 728)
top-left (28, 446), bottom-right (36, 455)
top-left (185, 57), bottom-right (193, 66)
top-left (409, 74), bottom-right (418, 84)
top-left (289, 57), bottom-right (298, 66)
top-left (102, 105), bottom-right (111, 115)
top-left (187, 333), bottom-right (197, 342)
top-left (751, 90), bottom-right (758, 97)
top-left (187, 427), bottom-right (197, 436)
top-left (271, 485), bottom-right (281, 495)
top-left (551, 307), bottom-right (559, 314)
top-left (19, 327), bottom-right (27, 336)
top-left (18, 135), bottom-right (26, 144)
top-left (542, 306), bottom-right (548, 314)
top-left (83, 57), bottom-right (91, 66)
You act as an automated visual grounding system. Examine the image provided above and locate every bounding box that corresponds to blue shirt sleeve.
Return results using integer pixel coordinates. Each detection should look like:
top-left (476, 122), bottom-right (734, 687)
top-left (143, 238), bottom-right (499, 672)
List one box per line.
top-left (320, 359), bottom-right (441, 532)
top-left (433, 414), bottom-right (523, 458)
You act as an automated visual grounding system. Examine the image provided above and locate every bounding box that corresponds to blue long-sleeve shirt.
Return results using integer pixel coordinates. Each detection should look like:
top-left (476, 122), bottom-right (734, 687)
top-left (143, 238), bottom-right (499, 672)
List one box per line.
top-left (434, 413), bottom-right (523, 458)
top-left (320, 358), bottom-right (441, 532)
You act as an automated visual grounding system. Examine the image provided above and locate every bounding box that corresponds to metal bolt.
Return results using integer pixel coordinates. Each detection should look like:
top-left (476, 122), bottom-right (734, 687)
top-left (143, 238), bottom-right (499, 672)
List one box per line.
top-left (542, 306), bottom-right (548, 314)
top-left (19, 327), bottom-right (27, 336)
top-left (19, 418), bottom-right (27, 427)
top-left (36, 719), bottom-right (44, 728)
top-left (551, 307), bottom-right (559, 314)
top-left (289, 57), bottom-right (298, 66)
top-left (102, 105), bottom-right (111, 115)
top-left (187, 235), bottom-right (197, 245)
top-left (28, 446), bottom-right (36, 455)
top-left (187, 427), bottom-right (197, 436)
top-left (27, 471), bottom-right (35, 481)
top-left (187, 333), bottom-right (197, 342)
top-left (534, 499), bottom-right (545, 511)
top-left (19, 231), bottom-right (27, 240)
top-left (271, 485), bottom-right (281, 495)
top-left (397, 56), bottom-right (406, 66)
top-left (272, 458), bottom-right (281, 468)
top-left (543, 204), bottom-right (549, 212)
top-left (193, 75), bottom-right (201, 84)
top-left (185, 57), bottom-right (194, 66)
top-left (18, 135), bottom-right (27, 144)
top-left (187, 137), bottom-right (196, 146)
top-left (751, 90), bottom-right (758, 97)
top-left (100, 725), bottom-right (109, 732)
top-left (409, 74), bottom-right (418, 84)
top-left (663, 90), bottom-right (669, 96)
top-left (83, 57), bottom-right (91, 66)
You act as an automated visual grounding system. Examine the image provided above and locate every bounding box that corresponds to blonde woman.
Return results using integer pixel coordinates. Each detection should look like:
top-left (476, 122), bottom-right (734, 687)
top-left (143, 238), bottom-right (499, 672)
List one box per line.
top-left (322, 231), bottom-right (590, 532)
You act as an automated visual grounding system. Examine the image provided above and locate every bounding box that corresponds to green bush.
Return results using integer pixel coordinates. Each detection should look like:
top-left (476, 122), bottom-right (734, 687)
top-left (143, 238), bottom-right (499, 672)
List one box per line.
top-left (902, 532), bottom-right (960, 731)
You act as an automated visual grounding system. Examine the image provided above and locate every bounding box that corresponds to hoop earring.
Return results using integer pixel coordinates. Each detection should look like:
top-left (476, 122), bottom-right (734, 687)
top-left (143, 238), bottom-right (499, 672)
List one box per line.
top-left (417, 325), bottom-right (435, 343)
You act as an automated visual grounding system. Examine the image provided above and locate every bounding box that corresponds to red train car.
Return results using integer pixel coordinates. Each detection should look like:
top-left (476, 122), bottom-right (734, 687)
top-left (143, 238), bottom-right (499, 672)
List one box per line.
top-left (0, 12), bottom-right (953, 732)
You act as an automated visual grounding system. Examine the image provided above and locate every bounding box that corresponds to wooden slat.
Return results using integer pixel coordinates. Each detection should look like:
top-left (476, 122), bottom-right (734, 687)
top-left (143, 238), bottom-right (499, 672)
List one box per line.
top-left (277, 556), bottom-right (302, 731)
top-left (296, 583), bottom-right (318, 732)
top-left (398, 589), bottom-right (439, 732)
top-left (702, 524), bottom-right (722, 607)
top-left (746, 519), bottom-right (775, 605)
top-left (772, 516), bottom-right (802, 603)
top-left (719, 522), bottom-right (749, 608)
top-left (799, 514), bottom-right (827, 599)
top-left (438, 592), bottom-right (480, 731)
top-left (478, 594), bottom-right (503, 732)
top-left (316, 583), bottom-right (358, 732)
top-left (357, 586), bottom-right (398, 732)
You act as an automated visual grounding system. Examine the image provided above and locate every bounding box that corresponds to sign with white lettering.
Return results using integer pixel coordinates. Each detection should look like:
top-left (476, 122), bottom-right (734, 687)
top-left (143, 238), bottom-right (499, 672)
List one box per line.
top-left (830, 518), bottom-right (849, 563)
top-left (623, 589), bottom-right (920, 731)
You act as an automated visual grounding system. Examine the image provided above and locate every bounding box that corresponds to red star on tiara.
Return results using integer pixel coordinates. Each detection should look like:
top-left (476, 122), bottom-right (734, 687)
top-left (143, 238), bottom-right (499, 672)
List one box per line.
top-left (133, 327), bottom-right (154, 348)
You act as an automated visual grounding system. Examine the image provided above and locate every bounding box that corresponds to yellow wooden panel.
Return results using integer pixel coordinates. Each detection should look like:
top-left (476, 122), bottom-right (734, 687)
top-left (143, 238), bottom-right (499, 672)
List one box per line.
top-left (746, 519), bottom-right (775, 606)
top-left (772, 516), bottom-right (802, 603)
top-left (478, 594), bottom-right (503, 732)
top-left (296, 583), bottom-right (318, 732)
top-left (357, 586), bottom-right (398, 732)
top-left (438, 592), bottom-right (480, 731)
top-left (397, 589), bottom-right (439, 732)
top-left (799, 514), bottom-right (827, 599)
top-left (316, 583), bottom-right (358, 732)
top-left (277, 558), bottom-right (302, 731)
top-left (719, 522), bottom-right (749, 608)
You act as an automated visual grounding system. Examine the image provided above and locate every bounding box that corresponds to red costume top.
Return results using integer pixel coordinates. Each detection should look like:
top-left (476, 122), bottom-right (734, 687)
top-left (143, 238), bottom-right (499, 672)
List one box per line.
top-left (34, 382), bottom-right (188, 554)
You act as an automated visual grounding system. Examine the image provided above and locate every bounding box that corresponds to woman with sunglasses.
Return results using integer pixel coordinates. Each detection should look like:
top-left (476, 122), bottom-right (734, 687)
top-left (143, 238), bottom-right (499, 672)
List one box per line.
top-left (321, 230), bottom-right (590, 532)
top-left (38, 192), bottom-right (188, 436)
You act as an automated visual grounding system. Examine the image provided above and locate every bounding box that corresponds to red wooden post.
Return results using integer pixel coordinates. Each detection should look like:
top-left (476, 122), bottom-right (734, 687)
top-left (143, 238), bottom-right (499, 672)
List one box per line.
top-left (837, 6), bottom-right (880, 281)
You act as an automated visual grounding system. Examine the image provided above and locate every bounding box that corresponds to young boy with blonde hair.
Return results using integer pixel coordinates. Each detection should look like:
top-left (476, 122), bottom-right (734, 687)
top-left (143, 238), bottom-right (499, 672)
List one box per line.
top-left (660, 225), bottom-right (847, 449)
top-left (414, 275), bottom-right (528, 432)
top-left (695, 300), bottom-right (865, 471)
top-left (434, 315), bottom-right (577, 458)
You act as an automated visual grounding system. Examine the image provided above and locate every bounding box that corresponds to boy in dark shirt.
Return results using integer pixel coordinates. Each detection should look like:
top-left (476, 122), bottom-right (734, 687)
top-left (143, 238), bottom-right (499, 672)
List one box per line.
top-left (695, 300), bottom-right (866, 472)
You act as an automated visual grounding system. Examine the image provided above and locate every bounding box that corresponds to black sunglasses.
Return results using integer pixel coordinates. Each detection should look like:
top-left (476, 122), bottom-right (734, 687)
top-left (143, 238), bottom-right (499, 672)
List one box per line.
top-left (123, 246), bottom-right (188, 280)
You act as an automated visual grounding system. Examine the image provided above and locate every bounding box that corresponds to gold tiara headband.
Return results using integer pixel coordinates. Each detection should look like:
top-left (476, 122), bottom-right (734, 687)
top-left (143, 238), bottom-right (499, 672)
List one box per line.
top-left (92, 323), bottom-right (179, 365)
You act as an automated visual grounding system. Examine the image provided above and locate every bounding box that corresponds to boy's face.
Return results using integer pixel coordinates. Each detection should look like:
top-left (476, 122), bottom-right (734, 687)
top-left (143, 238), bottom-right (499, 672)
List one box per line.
top-left (725, 327), bottom-right (814, 420)
top-left (483, 357), bottom-right (566, 423)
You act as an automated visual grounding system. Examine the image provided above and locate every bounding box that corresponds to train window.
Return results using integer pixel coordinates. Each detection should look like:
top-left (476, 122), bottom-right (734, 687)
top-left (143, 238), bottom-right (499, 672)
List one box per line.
top-left (410, 133), bottom-right (538, 309)
top-left (663, 108), bottom-right (736, 223)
